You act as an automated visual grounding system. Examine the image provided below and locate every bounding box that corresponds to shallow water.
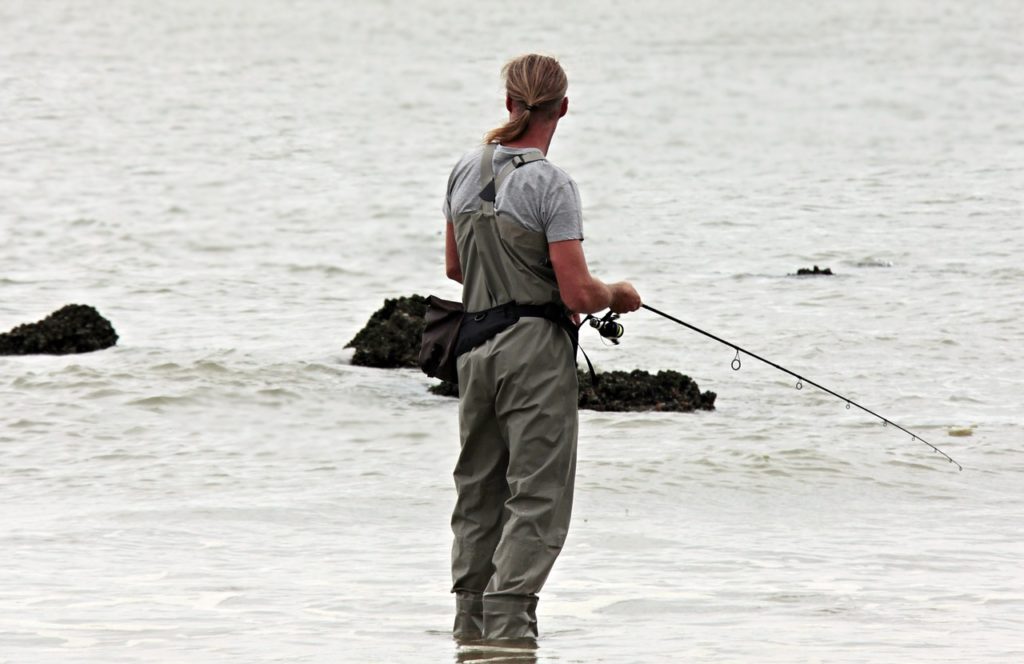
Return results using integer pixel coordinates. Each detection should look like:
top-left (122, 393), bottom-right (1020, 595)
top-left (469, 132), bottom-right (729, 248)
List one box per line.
top-left (2, 0), bottom-right (1023, 662)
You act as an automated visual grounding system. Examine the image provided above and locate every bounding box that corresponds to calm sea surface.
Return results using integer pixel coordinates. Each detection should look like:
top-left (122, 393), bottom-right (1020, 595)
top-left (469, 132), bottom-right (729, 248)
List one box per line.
top-left (1, 1), bottom-right (1022, 662)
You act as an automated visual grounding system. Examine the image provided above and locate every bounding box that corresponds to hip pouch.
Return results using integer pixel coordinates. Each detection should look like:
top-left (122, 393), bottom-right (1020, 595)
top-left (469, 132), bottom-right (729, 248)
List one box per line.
top-left (418, 295), bottom-right (464, 384)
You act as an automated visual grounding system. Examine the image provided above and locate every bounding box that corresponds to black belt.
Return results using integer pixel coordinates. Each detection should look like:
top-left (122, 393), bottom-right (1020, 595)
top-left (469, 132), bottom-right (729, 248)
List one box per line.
top-left (455, 301), bottom-right (575, 357)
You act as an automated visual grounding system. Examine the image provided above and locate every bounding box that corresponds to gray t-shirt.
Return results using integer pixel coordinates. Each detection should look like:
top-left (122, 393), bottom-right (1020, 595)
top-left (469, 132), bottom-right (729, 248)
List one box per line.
top-left (442, 145), bottom-right (584, 242)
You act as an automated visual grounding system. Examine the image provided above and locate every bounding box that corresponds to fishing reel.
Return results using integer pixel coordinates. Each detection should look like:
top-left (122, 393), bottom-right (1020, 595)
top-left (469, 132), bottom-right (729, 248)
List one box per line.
top-left (588, 311), bottom-right (624, 344)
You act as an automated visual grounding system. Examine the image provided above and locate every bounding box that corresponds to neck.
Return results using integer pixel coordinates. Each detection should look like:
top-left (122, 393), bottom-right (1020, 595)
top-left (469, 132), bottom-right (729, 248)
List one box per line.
top-left (502, 118), bottom-right (557, 155)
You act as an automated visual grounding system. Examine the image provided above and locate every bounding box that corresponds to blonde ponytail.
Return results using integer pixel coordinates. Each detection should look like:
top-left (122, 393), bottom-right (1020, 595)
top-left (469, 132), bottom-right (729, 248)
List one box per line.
top-left (484, 54), bottom-right (568, 144)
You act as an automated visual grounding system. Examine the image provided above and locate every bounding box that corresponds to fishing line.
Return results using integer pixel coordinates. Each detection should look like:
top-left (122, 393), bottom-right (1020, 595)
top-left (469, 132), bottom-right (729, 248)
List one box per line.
top-left (640, 303), bottom-right (963, 471)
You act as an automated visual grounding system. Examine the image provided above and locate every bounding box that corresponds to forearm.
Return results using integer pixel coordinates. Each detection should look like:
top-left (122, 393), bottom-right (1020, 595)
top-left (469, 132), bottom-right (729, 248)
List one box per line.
top-left (551, 239), bottom-right (615, 313)
top-left (445, 221), bottom-right (463, 283)
top-left (567, 277), bottom-right (613, 314)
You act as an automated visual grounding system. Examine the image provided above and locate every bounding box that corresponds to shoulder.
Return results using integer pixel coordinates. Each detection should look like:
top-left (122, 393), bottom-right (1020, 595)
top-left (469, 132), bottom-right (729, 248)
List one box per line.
top-left (450, 145), bottom-right (485, 172)
top-left (455, 144), bottom-right (486, 167)
top-left (533, 159), bottom-right (575, 187)
top-left (536, 156), bottom-right (573, 181)
top-left (526, 161), bottom-right (580, 205)
top-left (446, 145), bottom-right (486, 190)
top-left (498, 147), bottom-right (576, 189)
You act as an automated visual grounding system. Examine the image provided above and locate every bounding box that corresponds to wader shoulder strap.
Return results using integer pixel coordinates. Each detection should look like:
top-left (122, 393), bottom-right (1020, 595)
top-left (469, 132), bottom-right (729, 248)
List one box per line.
top-left (478, 144), bottom-right (498, 215)
top-left (479, 144), bottom-right (497, 188)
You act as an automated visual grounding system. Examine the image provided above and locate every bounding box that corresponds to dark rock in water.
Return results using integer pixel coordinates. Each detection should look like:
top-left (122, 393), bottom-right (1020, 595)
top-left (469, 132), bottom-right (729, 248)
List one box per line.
top-left (346, 295), bottom-right (428, 368)
top-left (796, 265), bottom-right (833, 276)
top-left (429, 369), bottom-right (716, 413)
top-left (0, 304), bottom-right (118, 355)
top-left (577, 369), bottom-right (716, 412)
top-left (429, 380), bottom-right (459, 398)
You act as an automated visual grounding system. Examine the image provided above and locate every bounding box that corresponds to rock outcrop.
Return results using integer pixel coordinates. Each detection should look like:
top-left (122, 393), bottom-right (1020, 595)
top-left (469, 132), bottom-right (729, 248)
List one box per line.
top-left (0, 304), bottom-right (118, 355)
top-left (345, 295), bottom-right (428, 368)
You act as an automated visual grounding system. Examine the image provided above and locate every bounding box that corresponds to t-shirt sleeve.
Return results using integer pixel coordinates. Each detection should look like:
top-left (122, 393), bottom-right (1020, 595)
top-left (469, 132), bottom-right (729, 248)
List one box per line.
top-left (542, 180), bottom-right (584, 242)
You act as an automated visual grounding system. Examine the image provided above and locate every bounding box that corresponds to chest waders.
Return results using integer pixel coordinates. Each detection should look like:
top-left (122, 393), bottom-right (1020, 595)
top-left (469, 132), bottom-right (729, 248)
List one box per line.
top-left (450, 144), bottom-right (579, 643)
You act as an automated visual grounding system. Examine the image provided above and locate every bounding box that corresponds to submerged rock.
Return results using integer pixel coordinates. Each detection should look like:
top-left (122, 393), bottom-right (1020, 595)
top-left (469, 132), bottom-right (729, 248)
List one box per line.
top-left (796, 265), bottom-right (833, 276)
top-left (429, 369), bottom-right (716, 413)
top-left (429, 380), bottom-right (459, 398)
top-left (0, 304), bottom-right (118, 355)
top-left (346, 295), bottom-right (428, 368)
top-left (577, 369), bottom-right (716, 412)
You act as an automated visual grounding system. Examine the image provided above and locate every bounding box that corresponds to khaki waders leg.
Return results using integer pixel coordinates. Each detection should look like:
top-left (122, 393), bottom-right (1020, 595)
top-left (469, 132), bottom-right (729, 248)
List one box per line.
top-left (486, 320), bottom-right (579, 640)
top-left (451, 351), bottom-right (508, 638)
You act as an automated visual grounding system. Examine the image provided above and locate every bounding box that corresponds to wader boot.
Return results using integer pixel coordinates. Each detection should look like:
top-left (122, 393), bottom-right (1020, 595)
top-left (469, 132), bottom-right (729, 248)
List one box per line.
top-left (483, 594), bottom-right (539, 642)
top-left (450, 144), bottom-right (579, 642)
top-left (453, 590), bottom-right (484, 641)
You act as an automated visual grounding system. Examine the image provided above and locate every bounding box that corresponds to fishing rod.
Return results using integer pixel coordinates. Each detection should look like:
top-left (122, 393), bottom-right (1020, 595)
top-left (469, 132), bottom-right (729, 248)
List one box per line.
top-left (588, 306), bottom-right (963, 471)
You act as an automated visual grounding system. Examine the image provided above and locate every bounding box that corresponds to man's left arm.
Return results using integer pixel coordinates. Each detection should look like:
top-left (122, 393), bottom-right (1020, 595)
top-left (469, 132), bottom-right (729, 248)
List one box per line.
top-left (445, 221), bottom-right (462, 284)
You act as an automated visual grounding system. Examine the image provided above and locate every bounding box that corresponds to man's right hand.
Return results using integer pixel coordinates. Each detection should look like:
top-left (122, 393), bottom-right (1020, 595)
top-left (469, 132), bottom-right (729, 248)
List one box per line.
top-left (609, 282), bottom-right (641, 314)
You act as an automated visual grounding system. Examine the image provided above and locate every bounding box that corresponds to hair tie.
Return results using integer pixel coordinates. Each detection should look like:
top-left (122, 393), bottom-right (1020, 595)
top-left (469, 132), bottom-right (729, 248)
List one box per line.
top-left (525, 103), bottom-right (538, 112)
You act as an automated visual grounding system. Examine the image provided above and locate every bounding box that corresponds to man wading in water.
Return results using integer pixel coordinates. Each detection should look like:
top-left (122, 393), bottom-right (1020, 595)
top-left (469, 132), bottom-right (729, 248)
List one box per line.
top-left (442, 54), bottom-right (641, 644)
